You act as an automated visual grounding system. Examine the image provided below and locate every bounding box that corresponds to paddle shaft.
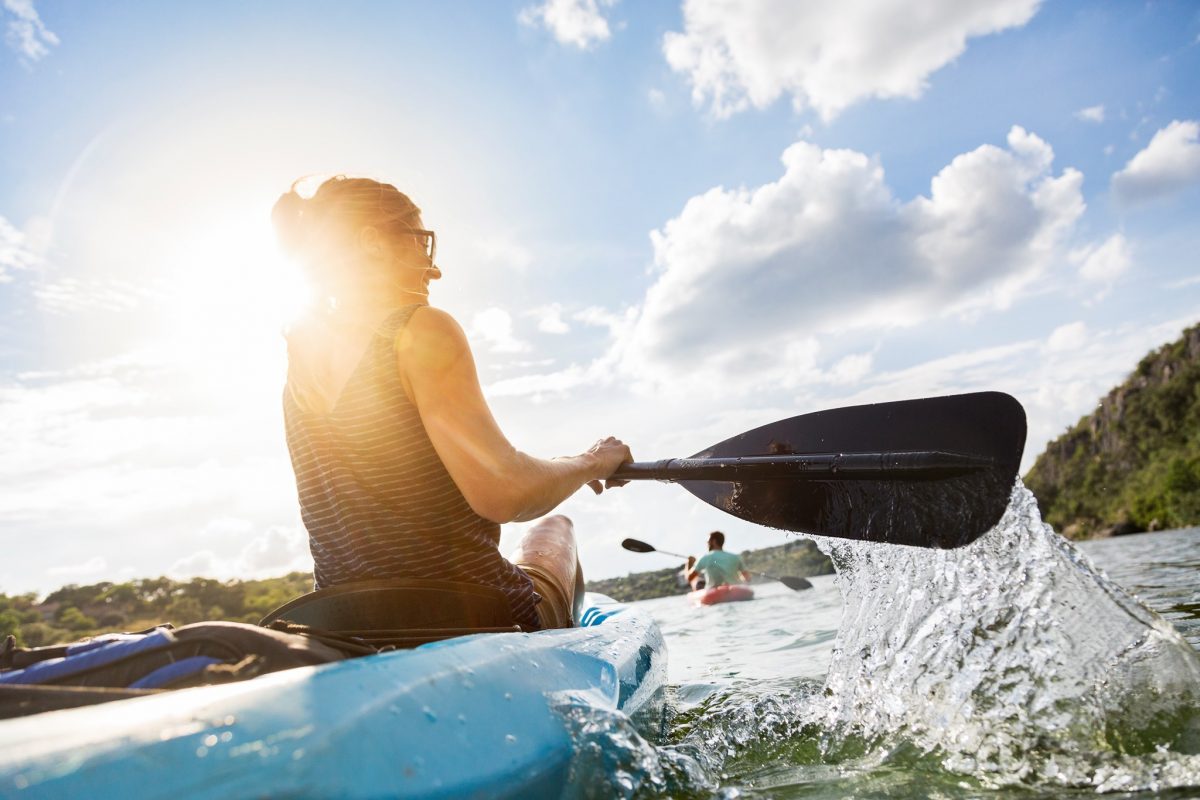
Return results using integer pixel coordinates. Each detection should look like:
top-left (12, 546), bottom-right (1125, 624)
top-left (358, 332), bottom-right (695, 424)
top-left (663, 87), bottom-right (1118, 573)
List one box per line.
top-left (612, 450), bottom-right (993, 483)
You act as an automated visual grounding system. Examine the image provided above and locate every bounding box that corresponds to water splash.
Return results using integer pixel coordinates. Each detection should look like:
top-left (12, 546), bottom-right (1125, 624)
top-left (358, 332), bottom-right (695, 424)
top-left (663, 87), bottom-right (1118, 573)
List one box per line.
top-left (817, 481), bottom-right (1200, 790)
top-left (556, 692), bottom-right (721, 799)
top-left (560, 483), bottom-right (1200, 796)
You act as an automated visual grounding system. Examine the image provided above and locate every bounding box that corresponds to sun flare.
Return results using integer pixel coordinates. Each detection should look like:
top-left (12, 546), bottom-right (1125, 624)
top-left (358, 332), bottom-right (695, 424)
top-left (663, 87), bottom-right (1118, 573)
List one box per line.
top-left (149, 212), bottom-right (314, 403)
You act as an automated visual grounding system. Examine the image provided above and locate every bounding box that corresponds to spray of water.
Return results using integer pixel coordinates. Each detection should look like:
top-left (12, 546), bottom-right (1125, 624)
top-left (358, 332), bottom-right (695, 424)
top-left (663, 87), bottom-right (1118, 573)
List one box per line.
top-left (817, 481), bottom-right (1200, 789)
top-left (559, 482), bottom-right (1200, 796)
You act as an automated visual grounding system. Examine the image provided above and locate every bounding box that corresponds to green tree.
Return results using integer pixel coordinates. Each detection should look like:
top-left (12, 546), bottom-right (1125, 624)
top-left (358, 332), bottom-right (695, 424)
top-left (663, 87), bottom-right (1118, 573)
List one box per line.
top-left (58, 607), bottom-right (97, 632)
top-left (0, 609), bottom-right (24, 643)
top-left (17, 623), bottom-right (57, 648)
top-left (165, 597), bottom-right (204, 625)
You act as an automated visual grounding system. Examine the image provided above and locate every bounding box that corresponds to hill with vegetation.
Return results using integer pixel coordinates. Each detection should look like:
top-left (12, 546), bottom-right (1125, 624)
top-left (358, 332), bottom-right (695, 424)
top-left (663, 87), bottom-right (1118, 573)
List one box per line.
top-left (585, 537), bottom-right (833, 602)
top-left (0, 573), bottom-right (313, 648)
top-left (1024, 323), bottom-right (1200, 538)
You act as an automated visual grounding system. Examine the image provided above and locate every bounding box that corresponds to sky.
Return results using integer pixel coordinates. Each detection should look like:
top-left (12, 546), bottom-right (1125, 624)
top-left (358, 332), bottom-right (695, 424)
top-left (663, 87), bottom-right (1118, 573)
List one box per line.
top-left (1, 0), bottom-right (1198, 597)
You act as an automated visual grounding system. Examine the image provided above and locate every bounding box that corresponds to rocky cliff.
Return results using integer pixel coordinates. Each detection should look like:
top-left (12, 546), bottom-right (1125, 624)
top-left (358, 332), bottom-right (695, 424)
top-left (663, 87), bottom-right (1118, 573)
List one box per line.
top-left (1024, 323), bottom-right (1200, 538)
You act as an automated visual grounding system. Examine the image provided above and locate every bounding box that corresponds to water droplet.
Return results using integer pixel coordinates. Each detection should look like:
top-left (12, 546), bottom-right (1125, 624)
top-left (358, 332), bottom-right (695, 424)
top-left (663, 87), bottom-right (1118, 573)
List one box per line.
top-left (423, 706), bottom-right (437, 722)
top-left (504, 692), bottom-right (512, 701)
top-left (220, 731), bottom-right (233, 743)
top-left (195, 747), bottom-right (208, 758)
top-left (505, 734), bottom-right (517, 745)
top-left (203, 734), bottom-right (218, 748)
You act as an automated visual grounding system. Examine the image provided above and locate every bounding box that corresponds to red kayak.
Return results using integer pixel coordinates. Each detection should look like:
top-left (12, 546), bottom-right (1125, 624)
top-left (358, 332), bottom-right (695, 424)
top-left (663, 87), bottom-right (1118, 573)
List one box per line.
top-left (688, 584), bottom-right (755, 606)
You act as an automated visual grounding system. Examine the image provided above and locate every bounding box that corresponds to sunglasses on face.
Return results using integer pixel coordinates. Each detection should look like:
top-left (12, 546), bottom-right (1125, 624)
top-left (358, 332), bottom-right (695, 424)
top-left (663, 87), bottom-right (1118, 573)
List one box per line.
top-left (399, 227), bottom-right (436, 266)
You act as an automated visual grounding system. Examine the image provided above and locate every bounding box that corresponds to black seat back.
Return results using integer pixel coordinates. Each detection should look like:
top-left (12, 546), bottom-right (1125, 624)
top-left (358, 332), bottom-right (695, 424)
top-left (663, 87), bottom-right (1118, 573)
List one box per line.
top-left (258, 579), bottom-right (520, 634)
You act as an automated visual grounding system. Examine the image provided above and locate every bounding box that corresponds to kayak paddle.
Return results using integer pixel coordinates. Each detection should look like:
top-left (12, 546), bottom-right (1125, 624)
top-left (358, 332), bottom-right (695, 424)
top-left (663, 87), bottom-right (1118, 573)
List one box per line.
top-left (620, 537), bottom-right (813, 591)
top-left (612, 392), bottom-right (1025, 549)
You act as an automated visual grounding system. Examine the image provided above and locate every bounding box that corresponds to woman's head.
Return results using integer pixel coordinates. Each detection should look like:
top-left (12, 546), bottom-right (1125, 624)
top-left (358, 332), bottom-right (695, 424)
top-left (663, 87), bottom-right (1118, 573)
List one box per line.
top-left (272, 175), bottom-right (437, 303)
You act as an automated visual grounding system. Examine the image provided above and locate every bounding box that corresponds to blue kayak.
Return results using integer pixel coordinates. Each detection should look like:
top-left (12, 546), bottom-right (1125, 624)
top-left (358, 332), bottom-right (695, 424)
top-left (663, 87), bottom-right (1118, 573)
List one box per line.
top-left (0, 593), bottom-right (665, 798)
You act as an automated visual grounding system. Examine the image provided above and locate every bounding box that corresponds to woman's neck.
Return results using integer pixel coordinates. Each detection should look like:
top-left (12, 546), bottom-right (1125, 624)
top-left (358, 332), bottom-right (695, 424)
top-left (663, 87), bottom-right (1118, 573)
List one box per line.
top-left (329, 281), bottom-right (429, 314)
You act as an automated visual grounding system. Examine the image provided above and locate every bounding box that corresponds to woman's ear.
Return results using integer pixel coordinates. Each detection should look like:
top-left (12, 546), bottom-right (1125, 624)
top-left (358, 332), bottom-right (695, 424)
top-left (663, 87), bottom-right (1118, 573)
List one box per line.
top-left (358, 225), bottom-right (386, 259)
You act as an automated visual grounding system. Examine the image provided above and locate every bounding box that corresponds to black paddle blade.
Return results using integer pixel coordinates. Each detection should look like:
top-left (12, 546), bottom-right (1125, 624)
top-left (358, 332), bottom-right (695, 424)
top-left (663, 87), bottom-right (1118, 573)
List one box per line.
top-left (621, 538), bottom-right (657, 554)
top-left (780, 576), bottom-right (813, 591)
top-left (679, 392), bottom-right (1025, 549)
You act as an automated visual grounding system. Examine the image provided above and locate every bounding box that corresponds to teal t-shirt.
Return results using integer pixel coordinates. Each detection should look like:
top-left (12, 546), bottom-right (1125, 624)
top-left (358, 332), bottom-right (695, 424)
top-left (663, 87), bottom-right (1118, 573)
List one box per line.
top-left (694, 550), bottom-right (745, 587)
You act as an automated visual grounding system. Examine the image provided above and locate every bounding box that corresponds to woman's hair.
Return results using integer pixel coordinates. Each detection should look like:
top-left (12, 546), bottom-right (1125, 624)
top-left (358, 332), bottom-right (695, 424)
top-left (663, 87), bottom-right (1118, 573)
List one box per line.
top-left (273, 175), bottom-right (422, 413)
top-left (272, 175), bottom-right (422, 298)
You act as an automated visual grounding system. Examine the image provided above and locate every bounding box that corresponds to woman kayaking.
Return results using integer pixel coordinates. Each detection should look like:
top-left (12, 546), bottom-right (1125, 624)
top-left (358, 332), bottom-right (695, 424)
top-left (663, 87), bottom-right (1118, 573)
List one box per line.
top-left (271, 175), bottom-right (632, 631)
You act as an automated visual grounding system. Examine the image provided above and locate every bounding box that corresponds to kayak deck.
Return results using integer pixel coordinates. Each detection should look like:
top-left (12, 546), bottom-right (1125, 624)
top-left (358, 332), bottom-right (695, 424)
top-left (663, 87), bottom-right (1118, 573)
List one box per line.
top-left (0, 594), bottom-right (665, 799)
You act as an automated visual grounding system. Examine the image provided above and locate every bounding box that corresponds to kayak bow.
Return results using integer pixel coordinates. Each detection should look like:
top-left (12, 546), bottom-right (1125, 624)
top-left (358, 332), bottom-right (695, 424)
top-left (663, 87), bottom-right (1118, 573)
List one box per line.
top-left (0, 594), bottom-right (665, 799)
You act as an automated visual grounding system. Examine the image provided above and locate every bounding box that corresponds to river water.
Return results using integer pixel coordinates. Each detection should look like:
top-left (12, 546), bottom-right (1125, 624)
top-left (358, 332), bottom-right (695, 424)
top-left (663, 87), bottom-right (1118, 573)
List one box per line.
top-left (571, 483), bottom-right (1200, 798)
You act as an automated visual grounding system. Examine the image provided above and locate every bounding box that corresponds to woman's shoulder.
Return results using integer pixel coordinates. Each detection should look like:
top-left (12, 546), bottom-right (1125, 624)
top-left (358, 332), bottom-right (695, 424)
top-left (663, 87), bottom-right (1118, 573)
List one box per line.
top-left (395, 305), bottom-right (473, 372)
top-left (404, 304), bottom-right (463, 335)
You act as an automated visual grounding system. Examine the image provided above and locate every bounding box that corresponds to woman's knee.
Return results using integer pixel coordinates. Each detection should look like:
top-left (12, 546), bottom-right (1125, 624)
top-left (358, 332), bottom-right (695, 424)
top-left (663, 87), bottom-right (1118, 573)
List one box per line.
top-left (514, 515), bottom-right (577, 561)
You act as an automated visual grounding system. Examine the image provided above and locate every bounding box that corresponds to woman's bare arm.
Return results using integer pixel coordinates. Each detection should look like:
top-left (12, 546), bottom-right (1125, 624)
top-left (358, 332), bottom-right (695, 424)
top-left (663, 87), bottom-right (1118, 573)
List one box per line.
top-left (396, 306), bottom-right (631, 523)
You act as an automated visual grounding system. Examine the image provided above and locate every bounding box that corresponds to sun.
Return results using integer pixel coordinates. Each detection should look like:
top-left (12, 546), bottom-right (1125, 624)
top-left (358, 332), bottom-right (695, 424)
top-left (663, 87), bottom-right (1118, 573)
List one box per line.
top-left (152, 210), bottom-right (315, 403)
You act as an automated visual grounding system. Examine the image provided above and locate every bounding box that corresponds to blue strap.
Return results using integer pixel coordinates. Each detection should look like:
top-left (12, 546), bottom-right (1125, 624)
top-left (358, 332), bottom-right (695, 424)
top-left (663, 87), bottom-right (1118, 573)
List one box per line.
top-left (0, 629), bottom-right (176, 685)
top-left (129, 656), bottom-right (224, 689)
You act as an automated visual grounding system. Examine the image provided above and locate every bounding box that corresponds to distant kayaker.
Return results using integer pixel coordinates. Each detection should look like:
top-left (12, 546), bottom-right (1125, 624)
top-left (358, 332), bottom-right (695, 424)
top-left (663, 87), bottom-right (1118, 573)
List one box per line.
top-left (687, 531), bottom-right (751, 588)
top-left (272, 175), bottom-right (632, 632)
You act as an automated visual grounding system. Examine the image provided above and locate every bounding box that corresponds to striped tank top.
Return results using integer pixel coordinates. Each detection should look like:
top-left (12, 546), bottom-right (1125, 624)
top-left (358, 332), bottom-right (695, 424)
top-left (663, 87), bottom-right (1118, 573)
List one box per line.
top-left (283, 305), bottom-right (542, 631)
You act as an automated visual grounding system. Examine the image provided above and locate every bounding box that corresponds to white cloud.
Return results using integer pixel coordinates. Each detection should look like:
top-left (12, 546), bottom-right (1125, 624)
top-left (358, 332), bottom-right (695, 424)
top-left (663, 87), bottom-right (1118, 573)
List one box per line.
top-left (168, 550), bottom-right (225, 581)
top-left (1069, 233), bottom-right (1131, 299)
top-left (487, 363), bottom-right (595, 401)
top-left (200, 517), bottom-right (255, 538)
top-left (1045, 321), bottom-right (1088, 353)
top-left (1112, 120), bottom-right (1200, 203)
top-left (3, 0), bottom-right (58, 65)
top-left (169, 526), bottom-right (311, 581)
top-left (0, 345), bottom-right (301, 593)
top-left (0, 214), bottom-right (40, 281)
top-left (1166, 274), bottom-right (1200, 290)
top-left (34, 276), bottom-right (149, 314)
top-left (484, 308), bottom-right (635, 400)
top-left (574, 305), bottom-right (630, 332)
top-left (530, 303), bottom-right (570, 334)
top-left (1075, 104), bottom-right (1105, 123)
top-left (662, 0), bottom-right (1041, 120)
top-left (619, 126), bottom-right (1082, 390)
top-left (473, 236), bottom-right (533, 272)
top-left (47, 556), bottom-right (107, 578)
top-left (470, 307), bottom-right (530, 353)
top-left (235, 526), bottom-right (311, 575)
top-left (828, 352), bottom-right (873, 385)
top-left (519, 0), bottom-right (616, 50)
